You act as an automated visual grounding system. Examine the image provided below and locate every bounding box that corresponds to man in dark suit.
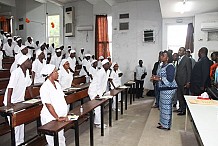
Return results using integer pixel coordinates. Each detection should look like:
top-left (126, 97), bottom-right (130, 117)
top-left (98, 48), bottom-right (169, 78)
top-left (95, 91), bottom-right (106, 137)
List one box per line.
top-left (175, 47), bottom-right (192, 115)
top-left (190, 47), bottom-right (213, 96)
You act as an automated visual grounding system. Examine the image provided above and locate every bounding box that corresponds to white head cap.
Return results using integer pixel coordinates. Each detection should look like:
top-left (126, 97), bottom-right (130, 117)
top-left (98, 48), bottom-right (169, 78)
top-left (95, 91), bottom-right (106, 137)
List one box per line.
top-left (36, 49), bottom-right (43, 57)
top-left (40, 64), bottom-right (56, 76)
top-left (16, 37), bottom-right (22, 41)
top-left (107, 56), bottom-right (111, 59)
top-left (7, 37), bottom-right (12, 40)
top-left (20, 45), bottom-right (27, 51)
top-left (56, 49), bottom-right (62, 53)
top-left (99, 56), bottom-right (104, 60)
top-left (101, 59), bottom-right (109, 66)
top-left (17, 55), bottom-right (29, 65)
top-left (70, 50), bottom-right (76, 54)
top-left (81, 48), bottom-right (84, 50)
top-left (91, 59), bottom-right (97, 65)
top-left (40, 42), bottom-right (45, 47)
top-left (85, 54), bottom-right (91, 57)
top-left (112, 62), bottom-right (118, 67)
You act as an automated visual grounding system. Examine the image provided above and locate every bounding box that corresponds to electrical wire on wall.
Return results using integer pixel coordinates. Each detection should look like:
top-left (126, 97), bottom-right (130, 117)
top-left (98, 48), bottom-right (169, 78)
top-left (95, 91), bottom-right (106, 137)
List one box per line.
top-left (86, 31), bottom-right (88, 42)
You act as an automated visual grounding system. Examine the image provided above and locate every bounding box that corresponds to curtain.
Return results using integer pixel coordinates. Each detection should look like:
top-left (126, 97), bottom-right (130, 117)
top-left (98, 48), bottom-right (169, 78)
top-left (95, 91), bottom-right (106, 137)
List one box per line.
top-left (95, 15), bottom-right (110, 59)
top-left (185, 23), bottom-right (194, 53)
top-left (0, 17), bottom-right (11, 33)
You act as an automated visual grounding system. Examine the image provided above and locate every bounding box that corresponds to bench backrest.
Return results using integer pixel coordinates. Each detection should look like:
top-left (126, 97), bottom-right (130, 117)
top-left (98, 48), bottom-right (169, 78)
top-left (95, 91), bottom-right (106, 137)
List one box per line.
top-left (65, 88), bottom-right (88, 104)
top-left (72, 75), bottom-right (86, 85)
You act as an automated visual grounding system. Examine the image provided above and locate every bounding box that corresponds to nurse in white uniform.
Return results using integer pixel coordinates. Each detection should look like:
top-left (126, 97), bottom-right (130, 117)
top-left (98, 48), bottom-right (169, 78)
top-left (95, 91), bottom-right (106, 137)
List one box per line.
top-left (50, 48), bottom-right (62, 69)
top-left (40, 64), bottom-right (68, 146)
top-left (88, 59), bottom-right (110, 128)
top-left (79, 54), bottom-right (91, 83)
top-left (67, 49), bottom-right (76, 73)
top-left (3, 55), bottom-right (32, 146)
top-left (58, 59), bottom-right (74, 90)
top-left (89, 59), bottom-right (98, 82)
top-left (32, 49), bottom-right (46, 84)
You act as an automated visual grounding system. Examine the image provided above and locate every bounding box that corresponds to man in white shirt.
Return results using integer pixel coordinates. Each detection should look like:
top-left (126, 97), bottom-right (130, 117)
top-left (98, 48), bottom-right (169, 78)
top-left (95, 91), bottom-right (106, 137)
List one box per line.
top-left (67, 49), bottom-right (76, 73)
top-left (50, 48), bottom-right (62, 69)
top-left (134, 60), bottom-right (147, 98)
top-left (4, 55), bottom-right (33, 146)
top-left (2, 37), bottom-right (15, 57)
top-left (25, 36), bottom-right (35, 59)
top-left (88, 59), bottom-right (110, 128)
top-left (79, 54), bottom-right (91, 83)
top-left (14, 38), bottom-right (22, 55)
top-left (97, 56), bottom-right (104, 69)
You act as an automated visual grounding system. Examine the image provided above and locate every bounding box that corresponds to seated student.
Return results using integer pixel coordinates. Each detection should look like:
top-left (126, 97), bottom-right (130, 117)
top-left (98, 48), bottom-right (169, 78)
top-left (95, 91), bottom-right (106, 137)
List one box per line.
top-left (110, 62), bottom-right (123, 111)
top-left (79, 54), bottom-right (91, 83)
top-left (88, 59), bottom-right (110, 128)
top-left (2, 37), bottom-right (15, 57)
top-left (32, 49), bottom-right (46, 84)
top-left (58, 59), bottom-right (76, 90)
top-left (10, 45), bottom-right (28, 73)
top-left (50, 48), bottom-right (62, 69)
top-left (4, 55), bottom-right (33, 145)
top-left (89, 59), bottom-right (98, 82)
top-left (40, 64), bottom-right (68, 146)
top-left (67, 50), bottom-right (76, 73)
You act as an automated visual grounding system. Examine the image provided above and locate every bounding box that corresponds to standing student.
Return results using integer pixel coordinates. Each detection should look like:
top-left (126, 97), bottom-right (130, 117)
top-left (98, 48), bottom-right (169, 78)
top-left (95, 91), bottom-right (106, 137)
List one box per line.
top-left (3, 55), bottom-right (33, 145)
top-left (25, 36), bottom-right (35, 59)
top-left (58, 59), bottom-right (74, 90)
top-left (134, 60), bottom-right (147, 98)
top-left (78, 48), bottom-right (85, 64)
top-left (50, 48), bottom-right (62, 69)
top-left (97, 56), bottom-right (104, 69)
top-left (40, 64), bottom-right (68, 146)
top-left (89, 59), bottom-right (98, 82)
top-left (175, 47), bottom-right (192, 116)
top-left (151, 50), bottom-right (177, 130)
top-left (67, 49), bottom-right (76, 73)
top-left (88, 59), bottom-right (110, 128)
top-left (2, 37), bottom-right (15, 57)
top-left (14, 37), bottom-right (22, 55)
top-left (32, 49), bottom-right (46, 84)
top-left (79, 54), bottom-right (91, 83)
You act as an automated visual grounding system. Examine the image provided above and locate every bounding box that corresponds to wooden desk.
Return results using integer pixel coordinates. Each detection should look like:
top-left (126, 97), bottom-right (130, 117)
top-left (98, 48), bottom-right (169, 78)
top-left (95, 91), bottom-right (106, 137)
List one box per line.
top-left (0, 78), bottom-right (9, 90)
top-left (38, 99), bottom-right (108, 146)
top-left (185, 95), bottom-right (218, 146)
top-left (0, 69), bottom-right (10, 78)
top-left (124, 80), bottom-right (136, 104)
top-left (0, 100), bottom-right (42, 146)
top-left (72, 75), bottom-right (86, 85)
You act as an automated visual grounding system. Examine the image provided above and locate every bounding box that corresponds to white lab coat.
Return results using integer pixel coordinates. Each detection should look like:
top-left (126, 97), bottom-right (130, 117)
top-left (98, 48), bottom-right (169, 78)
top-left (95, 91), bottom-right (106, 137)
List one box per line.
top-left (67, 57), bottom-right (76, 72)
top-left (88, 68), bottom-right (109, 124)
top-left (32, 59), bottom-right (46, 84)
top-left (50, 54), bottom-right (62, 69)
top-left (10, 53), bottom-right (23, 73)
top-left (4, 67), bottom-right (32, 146)
top-left (14, 45), bottom-right (22, 54)
top-left (3, 43), bottom-right (15, 57)
top-left (58, 68), bottom-right (74, 90)
top-left (89, 66), bottom-right (98, 82)
top-left (25, 41), bottom-right (35, 58)
top-left (40, 79), bottom-right (68, 146)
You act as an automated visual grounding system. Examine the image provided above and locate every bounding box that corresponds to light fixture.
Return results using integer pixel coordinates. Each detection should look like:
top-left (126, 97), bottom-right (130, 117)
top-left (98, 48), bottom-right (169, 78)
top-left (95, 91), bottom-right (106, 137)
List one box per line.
top-left (175, 0), bottom-right (192, 14)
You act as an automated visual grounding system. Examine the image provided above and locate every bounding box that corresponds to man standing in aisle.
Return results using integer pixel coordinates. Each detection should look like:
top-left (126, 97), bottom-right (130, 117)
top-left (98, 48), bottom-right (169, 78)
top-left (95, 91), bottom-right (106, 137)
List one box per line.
top-left (134, 60), bottom-right (147, 98)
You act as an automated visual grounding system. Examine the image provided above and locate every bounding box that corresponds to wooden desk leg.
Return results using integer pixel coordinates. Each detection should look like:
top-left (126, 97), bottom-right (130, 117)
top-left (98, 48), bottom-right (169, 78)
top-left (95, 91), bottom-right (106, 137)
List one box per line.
top-left (116, 94), bottom-right (118, 120)
top-left (125, 89), bottom-right (128, 110)
top-left (101, 104), bottom-right (104, 136)
top-left (130, 86), bottom-right (132, 105)
top-left (133, 84), bottom-right (135, 101)
top-left (10, 116), bottom-right (16, 146)
top-left (90, 110), bottom-right (94, 146)
top-left (75, 120), bottom-right (80, 146)
top-left (121, 91), bottom-right (123, 115)
top-left (109, 99), bottom-right (112, 127)
top-left (54, 133), bottom-right (59, 146)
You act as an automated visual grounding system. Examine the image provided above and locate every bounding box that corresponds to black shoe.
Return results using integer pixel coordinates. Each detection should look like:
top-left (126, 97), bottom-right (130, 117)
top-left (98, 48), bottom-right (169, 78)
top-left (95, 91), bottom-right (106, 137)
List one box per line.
top-left (173, 104), bottom-right (176, 107)
top-left (156, 125), bottom-right (170, 130)
top-left (173, 109), bottom-right (182, 112)
top-left (177, 112), bottom-right (186, 116)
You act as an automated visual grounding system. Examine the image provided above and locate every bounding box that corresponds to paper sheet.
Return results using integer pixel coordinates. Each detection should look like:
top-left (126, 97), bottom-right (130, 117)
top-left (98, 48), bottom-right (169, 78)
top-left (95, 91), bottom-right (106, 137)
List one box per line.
top-left (23, 99), bottom-right (41, 104)
top-left (188, 99), bottom-right (218, 105)
top-left (127, 81), bottom-right (135, 84)
top-left (101, 95), bottom-right (113, 99)
top-left (68, 115), bottom-right (79, 121)
top-left (118, 86), bottom-right (128, 89)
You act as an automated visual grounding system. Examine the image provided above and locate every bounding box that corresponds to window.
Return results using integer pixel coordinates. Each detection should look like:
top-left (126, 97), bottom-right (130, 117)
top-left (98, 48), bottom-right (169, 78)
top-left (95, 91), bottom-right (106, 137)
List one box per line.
top-left (47, 15), bottom-right (60, 47)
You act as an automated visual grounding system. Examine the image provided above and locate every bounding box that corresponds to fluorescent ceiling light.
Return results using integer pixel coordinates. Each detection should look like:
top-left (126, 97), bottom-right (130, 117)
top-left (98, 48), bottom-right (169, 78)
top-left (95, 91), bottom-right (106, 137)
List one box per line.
top-left (175, 0), bottom-right (192, 14)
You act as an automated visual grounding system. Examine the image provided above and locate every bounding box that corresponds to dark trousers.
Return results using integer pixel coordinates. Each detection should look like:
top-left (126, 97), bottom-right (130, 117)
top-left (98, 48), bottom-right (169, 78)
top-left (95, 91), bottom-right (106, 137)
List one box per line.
top-left (177, 85), bottom-right (188, 112)
top-left (154, 83), bottom-right (160, 106)
top-left (136, 80), bottom-right (144, 98)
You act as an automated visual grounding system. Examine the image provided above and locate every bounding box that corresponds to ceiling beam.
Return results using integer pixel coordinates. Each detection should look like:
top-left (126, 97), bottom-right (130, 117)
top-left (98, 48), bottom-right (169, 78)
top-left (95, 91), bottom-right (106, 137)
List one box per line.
top-left (104, 0), bottom-right (116, 6)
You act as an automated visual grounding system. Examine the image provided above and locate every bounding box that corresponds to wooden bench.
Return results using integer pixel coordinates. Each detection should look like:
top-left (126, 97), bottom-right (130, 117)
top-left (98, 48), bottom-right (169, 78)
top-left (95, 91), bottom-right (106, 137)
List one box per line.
top-left (72, 75), bottom-right (86, 85)
top-left (38, 99), bottom-right (108, 146)
top-left (75, 65), bottom-right (82, 70)
top-left (0, 78), bottom-right (9, 90)
top-left (0, 69), bottom-right (10, 78)
top-left (2, 62), bottom-right (13, 69)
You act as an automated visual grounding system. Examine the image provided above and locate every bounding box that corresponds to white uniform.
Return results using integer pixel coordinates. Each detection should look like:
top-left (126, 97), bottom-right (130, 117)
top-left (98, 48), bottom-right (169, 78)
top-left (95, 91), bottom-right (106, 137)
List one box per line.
top-left (32, 59), bottom-right (46, 84)
top-left (58, 68), bottom-right (74, 90)
top-left (40, 79), bottom-right (68, 146)
top-left (110, 70), bottom-right (122, 109)
top-left (3, 67), bottom-right (32, 145)
top-left (50, 54), bottom-right (62, 69)
top-left (88, 68), bottom-right (109, 124)
top-left (3, 43), bottom-right (15, 57)
top-left (0, 51), bottom-right (3, 69)
top-left (25, 41), bottom-right (35, 58)
top-left (14, 45), bottom-right (22, 54)
top-left (10, 53), bottom-right (23, 73)
top-left (77, 51), bottom-right (84, 65)
top-left (135, 65), bottom-right (147, 81)
top-left (79, 58), bottom-right (91, 82)
top-left (89, 66), bottom-right (98, 82)
top-left (67, 57), bottom-right (76, 72)
top-left (97, 61), bottom-right (102, 69)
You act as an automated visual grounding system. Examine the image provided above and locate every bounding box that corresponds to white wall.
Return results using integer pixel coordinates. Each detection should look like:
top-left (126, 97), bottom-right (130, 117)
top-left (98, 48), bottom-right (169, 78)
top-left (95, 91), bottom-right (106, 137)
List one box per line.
top-left (0, 0), bottom-right (15, 7)
top-left (112, 0), bottom-right (162, 89)
top-left (194, 12), bottom-right (218, 59)
top-left (64, 1), bottom-right (93, 54)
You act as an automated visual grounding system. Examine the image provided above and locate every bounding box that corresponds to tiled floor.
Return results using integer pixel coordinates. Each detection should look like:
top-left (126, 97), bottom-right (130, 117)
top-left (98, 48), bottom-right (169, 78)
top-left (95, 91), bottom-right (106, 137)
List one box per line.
top-left (0, 96), bottom-right (199, 146)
